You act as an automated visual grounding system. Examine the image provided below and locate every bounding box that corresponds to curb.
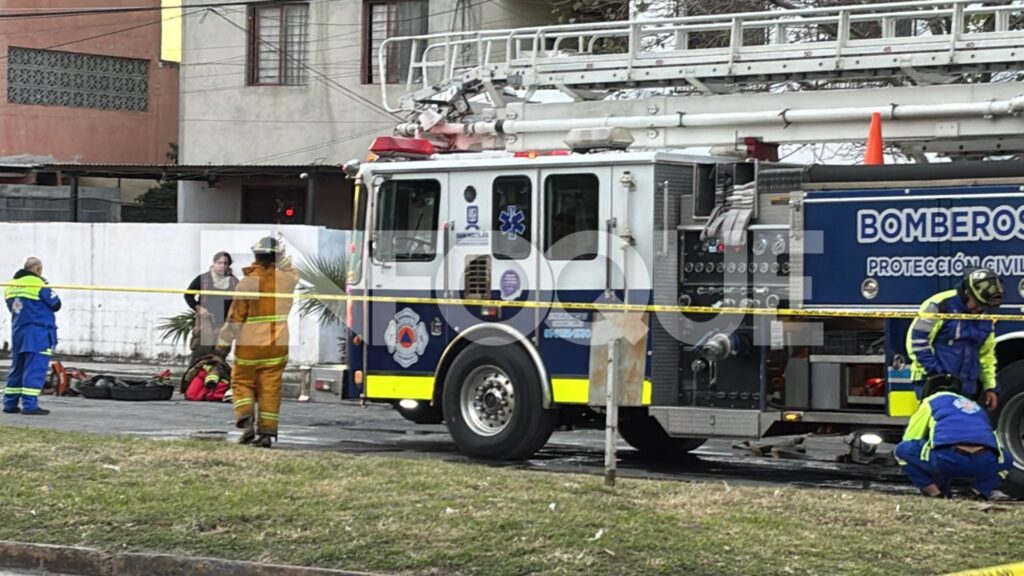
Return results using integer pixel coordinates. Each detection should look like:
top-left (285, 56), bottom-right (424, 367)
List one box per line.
top-left (0, 541), bottom-right (380, 576)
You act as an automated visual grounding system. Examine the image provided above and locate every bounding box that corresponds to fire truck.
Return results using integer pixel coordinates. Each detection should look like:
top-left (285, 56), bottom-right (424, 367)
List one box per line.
top-left (344, 0), bottom-right (1024, 496)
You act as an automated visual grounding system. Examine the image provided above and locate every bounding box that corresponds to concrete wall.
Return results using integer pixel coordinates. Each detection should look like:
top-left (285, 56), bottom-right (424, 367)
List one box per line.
top-left (0, 185), bottom-right (121, 222)
top-left (0, 0), bottom-right (179, 164)
top-left (0, 223), bottom-right (349, 365)
top-left (178, 181), bottom-right (242, 223)
top-left (179, 0), bottom-right (555, 166)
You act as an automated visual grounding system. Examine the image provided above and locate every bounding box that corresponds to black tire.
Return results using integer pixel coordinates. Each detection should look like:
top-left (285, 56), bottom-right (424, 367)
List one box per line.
top-left (993, 360), bottom-right (1024, 499)
top-left (442, 339), bottom-right (556, 460)
top-left (619, 411), bottom-right (707, 460)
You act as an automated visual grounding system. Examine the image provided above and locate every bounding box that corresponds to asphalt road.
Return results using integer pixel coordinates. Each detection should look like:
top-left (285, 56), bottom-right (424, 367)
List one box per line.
top-left (0, 395), bottom-right (915, 494)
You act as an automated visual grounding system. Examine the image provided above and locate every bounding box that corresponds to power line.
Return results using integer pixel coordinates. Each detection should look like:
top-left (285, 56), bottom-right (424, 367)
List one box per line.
top-left (0, 1), bottom-right (286, 20)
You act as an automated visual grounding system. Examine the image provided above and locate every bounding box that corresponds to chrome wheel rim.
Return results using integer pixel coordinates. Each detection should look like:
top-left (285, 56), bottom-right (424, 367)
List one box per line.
top-left (460, 365), bottom-right (515, 437)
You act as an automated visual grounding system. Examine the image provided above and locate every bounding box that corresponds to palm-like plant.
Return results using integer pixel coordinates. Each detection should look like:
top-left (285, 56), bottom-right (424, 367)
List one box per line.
top-left (294, 255), bottom-right (348, 327)
top-left (156, 310), bottom-right (197, 348)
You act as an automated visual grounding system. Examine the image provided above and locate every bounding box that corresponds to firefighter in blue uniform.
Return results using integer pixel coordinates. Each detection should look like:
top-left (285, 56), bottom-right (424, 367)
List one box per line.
top-left (894, 374), bottom-right (1013, 498)
top-left (906, 268), bottom-right (1003, 411)
top-left (3, 257), bottom-right (60, 415)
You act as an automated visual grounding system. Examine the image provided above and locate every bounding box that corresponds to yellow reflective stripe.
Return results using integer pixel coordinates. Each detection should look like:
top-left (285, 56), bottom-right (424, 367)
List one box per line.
top-left (4, 388), bottom-right (24, 395)
top-left (887, 390), bottom-right (919, 418)
top-left (5, 288), bottom-right (40, 300)
top-left (552, 378), bottom-right (589, 404)
top-left (365, 375), bottom-right (434, 400)
top-left (40, 348), bottom-right (53, 357)
top-left (204, 374), bottom-right (219, 383)
top-left (235, 355), bottom-right (288, 367)
top-left (259, 412), bottom-right (279, 421)
top-left (233, 397), bottom-right (254, 407)
top-left (21, 388), bottom-right (41, 397)
top-left (552, 378), bottom-right (653, 405)
top-left (245, 315), bottom-right (289, 324)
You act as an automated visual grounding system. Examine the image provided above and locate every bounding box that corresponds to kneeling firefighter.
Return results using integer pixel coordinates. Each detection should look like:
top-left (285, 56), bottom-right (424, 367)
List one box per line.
top-left (906, 268), bottom-right (1003, 410)
top-left (894, 374), bottom-right (1013, 499)
top-left (215, 237), bottom-right (298, 448)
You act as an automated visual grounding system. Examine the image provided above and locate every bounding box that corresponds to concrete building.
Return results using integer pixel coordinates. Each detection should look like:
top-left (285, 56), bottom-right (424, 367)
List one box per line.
top-left (178, 0), bottom-right (555, 229)
top-left (0, 0), bottom-right (179, 165)
top-left (0, 0), bottom-right (180, 207)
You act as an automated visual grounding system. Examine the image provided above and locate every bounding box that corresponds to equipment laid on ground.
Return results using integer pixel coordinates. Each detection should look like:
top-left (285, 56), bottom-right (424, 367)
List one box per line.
top-left (340, 0), bottom-right (1024, 497)
top-left (78, 370), bottom-right (175, 402)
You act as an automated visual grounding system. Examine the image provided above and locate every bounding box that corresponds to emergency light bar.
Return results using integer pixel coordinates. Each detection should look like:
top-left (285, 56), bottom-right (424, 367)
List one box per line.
top-left (369, 136), bottom-right (436, 159)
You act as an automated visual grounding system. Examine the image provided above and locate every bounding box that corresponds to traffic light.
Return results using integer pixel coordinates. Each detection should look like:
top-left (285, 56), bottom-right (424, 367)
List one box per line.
top-left (275, 199), bottom-right (301, 224)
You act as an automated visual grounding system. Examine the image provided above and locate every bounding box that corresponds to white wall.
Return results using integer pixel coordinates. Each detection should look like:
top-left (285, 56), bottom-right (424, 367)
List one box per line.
top-left (178, 180), bottom-right (241, 223)
top-left (0, 223), bottom-right (349, 366)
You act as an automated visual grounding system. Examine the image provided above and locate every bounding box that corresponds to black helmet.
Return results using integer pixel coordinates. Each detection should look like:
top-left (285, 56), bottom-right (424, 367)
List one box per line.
top-left (251, 236), bottom-right (281, 256)
top-left (923, 373), bottom-right (962, 398)
top-left (961, 268), bottom-right (1004, 308)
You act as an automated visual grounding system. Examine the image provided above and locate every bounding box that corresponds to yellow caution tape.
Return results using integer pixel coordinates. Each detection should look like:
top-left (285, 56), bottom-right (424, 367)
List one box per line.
top-left (944, 560), bottom-right (1024, 576)
top-left (4, 282), bottom-right (1024, 322)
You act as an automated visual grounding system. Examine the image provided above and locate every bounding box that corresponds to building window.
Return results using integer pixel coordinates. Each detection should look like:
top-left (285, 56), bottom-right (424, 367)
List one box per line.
top-left (492, 176), bottom-right (532, 260)
top-left (363, 0), bottom-right (428, 84)
top-left (374, 179), bottom-right (441, 262)
top-left (544, 174), bottom-right (600, 261)
top-left (6, 47), bottom-right (148, 112)
top-left (248, 2), bottom-right (309, 86)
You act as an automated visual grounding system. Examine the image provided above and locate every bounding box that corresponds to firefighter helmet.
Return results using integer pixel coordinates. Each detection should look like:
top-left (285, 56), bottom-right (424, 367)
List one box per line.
top-left (251, 236), bottom-right (281, 255)
top-left (962, 268), bottom-right (1004, 308)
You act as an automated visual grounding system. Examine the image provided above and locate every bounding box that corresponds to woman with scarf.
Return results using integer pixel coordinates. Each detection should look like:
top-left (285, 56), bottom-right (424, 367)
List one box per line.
top-left (184, 252), bottom-right (239, 364)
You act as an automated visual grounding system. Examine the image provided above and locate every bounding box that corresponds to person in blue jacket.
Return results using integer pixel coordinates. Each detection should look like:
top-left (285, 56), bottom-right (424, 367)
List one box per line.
top-left (3, 257), bottom-right (61, 415)
top-left (906, 268), bottom-right (1003, 411)
top-left (894, 374), bottom-right (1013, 499)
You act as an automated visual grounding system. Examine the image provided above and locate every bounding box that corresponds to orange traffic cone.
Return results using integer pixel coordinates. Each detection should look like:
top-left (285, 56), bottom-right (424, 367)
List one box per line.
top-left (864, 112), bottom-right (884, 165)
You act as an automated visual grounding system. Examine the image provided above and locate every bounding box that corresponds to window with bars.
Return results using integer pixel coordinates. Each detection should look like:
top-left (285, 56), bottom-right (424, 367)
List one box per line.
top-left (363, 0), bottom-right (428, 84)
top-left (248, 2), bottom-right (309, 86)
top-left (6, 47), bottom-right (148, 112)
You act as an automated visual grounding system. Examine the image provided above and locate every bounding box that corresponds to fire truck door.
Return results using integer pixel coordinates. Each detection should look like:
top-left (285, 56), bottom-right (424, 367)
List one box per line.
top-left (365, 174), bottom-right (450, 397)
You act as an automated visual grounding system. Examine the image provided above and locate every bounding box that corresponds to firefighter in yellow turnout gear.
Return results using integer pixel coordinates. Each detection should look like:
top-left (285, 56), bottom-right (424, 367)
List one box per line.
top-left (215, 237), bottom-right (299, 448)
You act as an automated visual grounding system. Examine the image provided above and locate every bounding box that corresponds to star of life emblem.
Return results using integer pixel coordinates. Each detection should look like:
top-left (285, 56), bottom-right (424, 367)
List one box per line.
top-left (385, 308), bottom-right (430, 368)
top-left (499, 205), bottom-right (526, 241)
top-left (10, 299), bottom-right (22, 314)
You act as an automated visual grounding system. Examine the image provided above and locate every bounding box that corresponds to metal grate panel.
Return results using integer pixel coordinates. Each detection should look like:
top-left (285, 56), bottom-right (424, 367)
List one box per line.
top-left (464, 255), bottom-right (491, 300)
top-left (650, 162), bottom-right (692, 406)
top-left (7, 47), bottom-right (148, 112)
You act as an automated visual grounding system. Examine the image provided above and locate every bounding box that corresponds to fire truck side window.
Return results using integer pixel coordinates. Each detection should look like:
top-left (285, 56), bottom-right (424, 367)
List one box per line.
top-left (544, 174), bottom-right (599, 261)
top-left (492, 176), bottom-right (532, 260)
top-left (374, 179), bottom-right (441, 262)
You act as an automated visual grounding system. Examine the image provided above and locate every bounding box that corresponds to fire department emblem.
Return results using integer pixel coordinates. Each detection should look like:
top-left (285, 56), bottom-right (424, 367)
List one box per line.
top-left (385, 308), bottom-right (429, 368)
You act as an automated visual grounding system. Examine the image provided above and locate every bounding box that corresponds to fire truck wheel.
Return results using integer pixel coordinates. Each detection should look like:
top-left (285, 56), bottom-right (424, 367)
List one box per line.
top-left (618, 412), bottom-right (706, 460)
top-left (442, 340), bottom-right (556, 460)
top-left (993, 361), bottom-right (1024, 499)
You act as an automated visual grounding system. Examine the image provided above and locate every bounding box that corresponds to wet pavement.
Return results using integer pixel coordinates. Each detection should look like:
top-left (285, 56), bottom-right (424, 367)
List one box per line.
top-left (0, 395), bottom-right (915, 494)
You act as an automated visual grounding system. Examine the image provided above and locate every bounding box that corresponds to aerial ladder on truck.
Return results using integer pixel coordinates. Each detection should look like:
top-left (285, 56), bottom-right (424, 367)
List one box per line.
top-left (345, 0), bottom-right (1024, 497)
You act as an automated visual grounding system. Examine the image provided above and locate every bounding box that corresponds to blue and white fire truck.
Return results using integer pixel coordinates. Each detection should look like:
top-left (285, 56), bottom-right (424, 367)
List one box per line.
top-left (344, 1), bottom-right (1024, 496)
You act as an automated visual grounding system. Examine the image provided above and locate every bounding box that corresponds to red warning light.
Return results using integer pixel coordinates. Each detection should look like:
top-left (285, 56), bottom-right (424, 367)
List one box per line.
top-left (285, 208), bottom-right (295, 217)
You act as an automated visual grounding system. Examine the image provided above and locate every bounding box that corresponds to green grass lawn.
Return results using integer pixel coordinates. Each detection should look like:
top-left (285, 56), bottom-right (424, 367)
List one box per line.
top-left (0, 425), bottom-right (1020, 576)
